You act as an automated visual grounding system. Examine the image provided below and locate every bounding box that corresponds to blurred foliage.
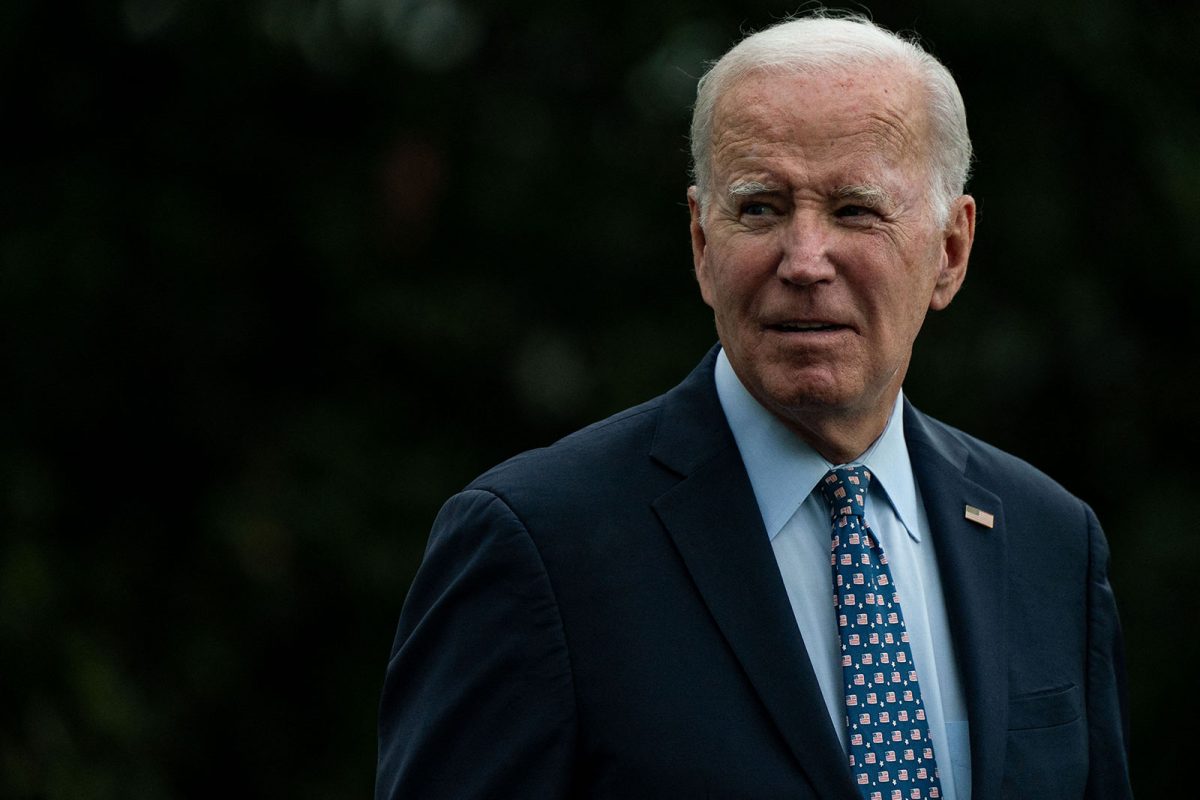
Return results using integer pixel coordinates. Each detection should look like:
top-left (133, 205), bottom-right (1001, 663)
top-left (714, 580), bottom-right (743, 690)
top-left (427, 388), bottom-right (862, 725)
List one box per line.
top-left (0, 0), bottom-right (1194, 796)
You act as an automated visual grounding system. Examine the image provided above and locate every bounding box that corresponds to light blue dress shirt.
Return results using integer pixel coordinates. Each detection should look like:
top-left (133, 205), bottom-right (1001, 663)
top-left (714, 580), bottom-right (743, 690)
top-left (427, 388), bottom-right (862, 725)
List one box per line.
top-left (713, 348), bottom-right (972, 800)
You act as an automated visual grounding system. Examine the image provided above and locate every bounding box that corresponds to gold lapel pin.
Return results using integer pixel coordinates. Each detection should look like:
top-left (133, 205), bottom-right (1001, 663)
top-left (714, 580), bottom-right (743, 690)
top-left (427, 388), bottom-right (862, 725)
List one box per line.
top-left (964, 505), bottom-right (995, 529)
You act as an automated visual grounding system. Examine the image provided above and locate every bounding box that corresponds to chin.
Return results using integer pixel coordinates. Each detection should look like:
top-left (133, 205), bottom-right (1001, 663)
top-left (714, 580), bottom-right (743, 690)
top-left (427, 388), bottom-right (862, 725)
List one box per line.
top-left (752, 371), bottom-right (858, 420)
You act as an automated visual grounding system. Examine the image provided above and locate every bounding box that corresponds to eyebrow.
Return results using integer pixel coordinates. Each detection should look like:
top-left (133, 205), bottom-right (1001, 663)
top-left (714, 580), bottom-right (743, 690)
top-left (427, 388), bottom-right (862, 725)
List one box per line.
top-left (727, 179), bottom-right (780, 198)
top-left (832, 184), bottom-right (893, 208)
top-left (726, 180), bottom-right (894, 208)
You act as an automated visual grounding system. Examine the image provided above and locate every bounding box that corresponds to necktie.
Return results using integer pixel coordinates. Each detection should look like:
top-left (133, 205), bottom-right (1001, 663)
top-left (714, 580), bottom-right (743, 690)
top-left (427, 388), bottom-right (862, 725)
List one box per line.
top-left (821, 466), bottom-right (942, 800)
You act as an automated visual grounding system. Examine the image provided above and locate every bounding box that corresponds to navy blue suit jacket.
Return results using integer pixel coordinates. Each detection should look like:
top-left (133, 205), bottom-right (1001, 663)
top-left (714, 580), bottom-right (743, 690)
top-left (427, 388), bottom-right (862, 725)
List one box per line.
top-left (377, 348), bottom-right (1132, 799)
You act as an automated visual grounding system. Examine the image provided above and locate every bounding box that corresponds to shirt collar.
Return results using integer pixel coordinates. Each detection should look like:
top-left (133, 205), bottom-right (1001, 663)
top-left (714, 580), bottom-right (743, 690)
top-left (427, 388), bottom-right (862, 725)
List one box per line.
top-left (713, 347), bottom-right (922, 542)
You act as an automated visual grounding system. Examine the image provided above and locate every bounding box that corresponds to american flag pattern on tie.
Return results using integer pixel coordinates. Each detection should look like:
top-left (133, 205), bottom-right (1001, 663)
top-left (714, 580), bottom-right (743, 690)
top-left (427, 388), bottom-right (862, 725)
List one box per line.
top-left (820, 466), bottom-right (942, 800)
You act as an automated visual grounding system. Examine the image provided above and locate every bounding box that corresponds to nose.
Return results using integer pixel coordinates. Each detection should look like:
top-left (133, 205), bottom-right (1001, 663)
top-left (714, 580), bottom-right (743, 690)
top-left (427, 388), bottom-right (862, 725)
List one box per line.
top-left (777, 211), bottom-right (837, 286)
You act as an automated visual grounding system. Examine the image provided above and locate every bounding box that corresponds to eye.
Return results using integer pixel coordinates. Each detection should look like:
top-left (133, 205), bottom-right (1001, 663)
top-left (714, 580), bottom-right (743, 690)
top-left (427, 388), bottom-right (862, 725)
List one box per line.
top-left (742, 202), bottom-right (775, 217)
top-left (834, 204), bottom-right (875, 218)
top-left (738, 200), bottom-right (788, 227)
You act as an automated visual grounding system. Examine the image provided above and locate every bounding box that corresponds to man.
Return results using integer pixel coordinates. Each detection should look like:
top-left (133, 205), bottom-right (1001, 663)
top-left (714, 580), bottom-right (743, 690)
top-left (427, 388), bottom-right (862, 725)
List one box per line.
top-left (377, 13), bottom-right (1132, 800)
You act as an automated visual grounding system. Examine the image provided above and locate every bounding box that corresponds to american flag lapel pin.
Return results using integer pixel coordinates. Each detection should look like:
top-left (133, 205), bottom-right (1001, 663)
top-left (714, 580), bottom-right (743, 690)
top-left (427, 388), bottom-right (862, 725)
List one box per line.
top-left (964, 505), bottom-right (995, 529)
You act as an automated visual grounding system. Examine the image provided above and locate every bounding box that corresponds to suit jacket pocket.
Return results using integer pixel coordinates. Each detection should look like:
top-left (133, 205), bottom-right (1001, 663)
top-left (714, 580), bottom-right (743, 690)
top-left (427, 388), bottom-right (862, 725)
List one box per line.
top-left (1002, 683), bottom-right (1086, 800)
top-left (1007, 683), bottom-right (1082, 730)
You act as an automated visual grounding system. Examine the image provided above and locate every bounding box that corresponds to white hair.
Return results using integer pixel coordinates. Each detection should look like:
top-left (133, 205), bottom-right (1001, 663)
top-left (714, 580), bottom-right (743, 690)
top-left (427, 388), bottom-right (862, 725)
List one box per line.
top-left (689, 11), bottom-right (972, 227)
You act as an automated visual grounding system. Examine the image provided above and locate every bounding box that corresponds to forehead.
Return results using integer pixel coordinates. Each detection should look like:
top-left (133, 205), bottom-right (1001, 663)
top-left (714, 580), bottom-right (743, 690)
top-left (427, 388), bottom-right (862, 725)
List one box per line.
top-left (709, 65), bottom-right (930, 182)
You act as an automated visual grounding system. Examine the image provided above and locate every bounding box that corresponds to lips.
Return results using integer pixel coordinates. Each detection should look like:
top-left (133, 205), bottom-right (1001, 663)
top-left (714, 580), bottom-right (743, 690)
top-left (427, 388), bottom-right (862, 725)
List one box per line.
top-left (766, 320), bottom-right (849, 333)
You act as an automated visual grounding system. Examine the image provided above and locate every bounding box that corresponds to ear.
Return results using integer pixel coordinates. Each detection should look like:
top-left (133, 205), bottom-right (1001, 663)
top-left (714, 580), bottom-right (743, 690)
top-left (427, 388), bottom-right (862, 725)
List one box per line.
top-left (929, 194), bottom-right (975, 311)
top-left (687, 186), bottom-right (715, 308)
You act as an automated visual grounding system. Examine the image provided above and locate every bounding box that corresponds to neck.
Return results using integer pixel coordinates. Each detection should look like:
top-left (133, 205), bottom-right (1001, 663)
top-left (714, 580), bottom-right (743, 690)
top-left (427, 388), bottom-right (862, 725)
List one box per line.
top-left (787, 412), bottom-right (890, 465)
top-left (761, 390), bottom-right (900, 465)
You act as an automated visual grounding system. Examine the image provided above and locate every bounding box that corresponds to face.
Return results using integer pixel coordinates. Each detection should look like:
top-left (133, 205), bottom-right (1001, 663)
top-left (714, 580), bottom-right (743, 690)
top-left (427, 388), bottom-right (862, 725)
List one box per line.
top-left (689, 65), bottom-right (974, 456)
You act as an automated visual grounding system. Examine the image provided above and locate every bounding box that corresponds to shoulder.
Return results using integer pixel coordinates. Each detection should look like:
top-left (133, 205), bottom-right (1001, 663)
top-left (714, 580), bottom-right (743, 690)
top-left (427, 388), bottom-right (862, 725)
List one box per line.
top-left (460, 347), bottom-right (726, 516)
top-left (449, 389), bottom-right (692, 541)
top-left (908, 406), bottom-right (1092, 523)
top-left (469, 394), bottom-right (665, 494)
top-left (908, 405), bottom-right (1107, 598)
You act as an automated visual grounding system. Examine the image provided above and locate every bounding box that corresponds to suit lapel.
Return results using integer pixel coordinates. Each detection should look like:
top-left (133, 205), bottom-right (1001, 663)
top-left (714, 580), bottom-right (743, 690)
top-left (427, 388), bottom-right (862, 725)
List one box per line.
top-left (649, 350), bottom-right (859, 800)
top-left (647, 353), bottom-right (1011, 800)
top-left (904, 404), bottom-right (1008, 800)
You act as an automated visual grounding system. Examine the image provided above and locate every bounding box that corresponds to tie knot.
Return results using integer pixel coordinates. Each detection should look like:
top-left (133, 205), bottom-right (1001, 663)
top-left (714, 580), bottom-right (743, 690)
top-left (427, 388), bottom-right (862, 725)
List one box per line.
top-left (819, 466), bottom-right (871, 519)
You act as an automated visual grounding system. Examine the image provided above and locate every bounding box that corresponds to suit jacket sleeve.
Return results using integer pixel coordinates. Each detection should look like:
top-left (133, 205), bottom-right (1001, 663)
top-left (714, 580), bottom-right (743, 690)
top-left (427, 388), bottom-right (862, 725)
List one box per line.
top-left (1084, 504), bottom-right (1134, 799)
top-left (375, 488), bottom-right (577, 799)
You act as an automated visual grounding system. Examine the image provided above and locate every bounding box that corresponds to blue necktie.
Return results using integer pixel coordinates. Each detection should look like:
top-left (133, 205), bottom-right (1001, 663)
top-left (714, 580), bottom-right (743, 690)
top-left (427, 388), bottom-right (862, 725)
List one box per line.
top-left (821, 466), bottom-right (943, 800)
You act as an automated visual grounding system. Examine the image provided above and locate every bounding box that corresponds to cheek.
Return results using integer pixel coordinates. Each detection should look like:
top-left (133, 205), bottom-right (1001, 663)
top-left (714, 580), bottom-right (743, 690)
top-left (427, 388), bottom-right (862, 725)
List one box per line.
top-left (695, 256), bottom-right (722, 309)
top-left (888, 275), bottom-right (939, 341)
top-left (709, 238), bottom-right (778, 293)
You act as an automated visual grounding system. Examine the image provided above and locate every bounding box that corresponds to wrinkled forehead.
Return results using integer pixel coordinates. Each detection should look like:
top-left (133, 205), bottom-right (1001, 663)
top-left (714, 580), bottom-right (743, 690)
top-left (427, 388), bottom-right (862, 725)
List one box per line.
top-left (709, 64), bottom-right (932, 179)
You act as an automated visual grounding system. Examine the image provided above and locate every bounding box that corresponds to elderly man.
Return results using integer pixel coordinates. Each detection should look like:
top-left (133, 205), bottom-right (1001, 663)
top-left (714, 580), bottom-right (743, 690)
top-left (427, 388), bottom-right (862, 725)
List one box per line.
top-left (376, 14), bottom-right (1132, 800)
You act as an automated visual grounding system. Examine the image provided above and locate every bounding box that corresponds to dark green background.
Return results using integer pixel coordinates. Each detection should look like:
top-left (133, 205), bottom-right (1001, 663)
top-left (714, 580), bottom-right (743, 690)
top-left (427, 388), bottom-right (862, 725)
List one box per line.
top-left (1, 0), bottom-right (1193, 796)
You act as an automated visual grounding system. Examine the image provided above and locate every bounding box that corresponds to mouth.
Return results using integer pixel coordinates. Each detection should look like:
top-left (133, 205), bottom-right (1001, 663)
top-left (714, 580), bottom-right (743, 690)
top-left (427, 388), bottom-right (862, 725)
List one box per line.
top-left (766, 321), bottom-right (850, 334)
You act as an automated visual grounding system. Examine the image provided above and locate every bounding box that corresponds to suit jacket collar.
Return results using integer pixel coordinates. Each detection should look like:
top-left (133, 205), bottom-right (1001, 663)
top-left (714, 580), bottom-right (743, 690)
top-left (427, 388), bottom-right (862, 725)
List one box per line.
top-left (648, 349), bottom-right (1012, 800)
top-left (904, 403), bottom-right (1009, 800)
top-left (650, 347), bottom-right (862, 799)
